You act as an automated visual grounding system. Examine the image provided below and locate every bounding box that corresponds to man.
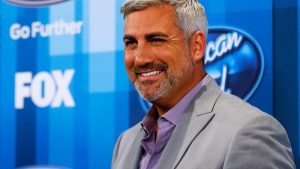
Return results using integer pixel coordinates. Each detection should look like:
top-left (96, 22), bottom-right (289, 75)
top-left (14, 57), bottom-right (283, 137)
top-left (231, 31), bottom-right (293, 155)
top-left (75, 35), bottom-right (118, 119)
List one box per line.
top-left (112, 0), bottom-right (295, 169)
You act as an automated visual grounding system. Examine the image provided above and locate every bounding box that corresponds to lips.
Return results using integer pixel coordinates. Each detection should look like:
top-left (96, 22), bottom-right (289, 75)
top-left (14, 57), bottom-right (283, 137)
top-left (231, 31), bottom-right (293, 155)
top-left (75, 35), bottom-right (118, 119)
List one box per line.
top-left (136, 69), bottom-right (164, 82)
top-left (134, 63), bottom-right (167, 77)
top-left (139, 70), bottom-right (162, 77)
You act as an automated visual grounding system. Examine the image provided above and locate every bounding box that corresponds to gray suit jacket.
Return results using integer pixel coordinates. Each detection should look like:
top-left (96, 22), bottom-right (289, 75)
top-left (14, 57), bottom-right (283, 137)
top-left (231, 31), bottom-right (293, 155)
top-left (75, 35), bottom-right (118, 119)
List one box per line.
top-left (112, 76), bottom-right (295, 169)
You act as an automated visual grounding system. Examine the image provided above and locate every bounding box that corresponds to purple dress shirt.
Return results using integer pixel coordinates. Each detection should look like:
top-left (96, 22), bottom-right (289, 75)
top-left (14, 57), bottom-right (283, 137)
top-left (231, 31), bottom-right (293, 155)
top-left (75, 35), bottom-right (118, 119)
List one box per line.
top-left (139, 75), bottom-right (210, 169)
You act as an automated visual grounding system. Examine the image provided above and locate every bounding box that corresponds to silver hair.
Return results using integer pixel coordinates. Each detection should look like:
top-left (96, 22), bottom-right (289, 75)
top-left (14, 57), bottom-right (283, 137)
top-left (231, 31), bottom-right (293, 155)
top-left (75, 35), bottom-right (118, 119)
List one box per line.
top-left (120, 0), bottom-right (208, 39)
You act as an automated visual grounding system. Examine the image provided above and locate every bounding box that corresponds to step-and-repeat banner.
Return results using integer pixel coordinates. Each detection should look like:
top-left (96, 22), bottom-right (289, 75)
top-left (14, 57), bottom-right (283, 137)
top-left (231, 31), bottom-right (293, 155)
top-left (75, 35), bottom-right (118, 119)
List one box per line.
top-left (0, 0), bottom-right (297, 169)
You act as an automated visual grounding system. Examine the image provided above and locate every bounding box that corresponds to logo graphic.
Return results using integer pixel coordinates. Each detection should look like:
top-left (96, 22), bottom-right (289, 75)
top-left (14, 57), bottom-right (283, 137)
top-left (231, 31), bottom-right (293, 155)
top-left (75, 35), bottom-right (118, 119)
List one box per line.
top-left (205, 26), bottom-right (264, 100)
top-left (10, 20), bottom-right (83, 40)
top-left (15, 69), bottom-right (75, 109)
top-left (4, 0), bottom-right (70, 7)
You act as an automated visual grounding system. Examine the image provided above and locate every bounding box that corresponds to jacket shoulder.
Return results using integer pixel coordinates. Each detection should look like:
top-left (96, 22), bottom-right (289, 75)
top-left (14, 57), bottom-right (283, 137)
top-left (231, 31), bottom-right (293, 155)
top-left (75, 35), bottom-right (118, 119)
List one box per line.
top-left (213, 93), bottom-right (295, 168)
top-left (214, 92), bottom-right (274, 125)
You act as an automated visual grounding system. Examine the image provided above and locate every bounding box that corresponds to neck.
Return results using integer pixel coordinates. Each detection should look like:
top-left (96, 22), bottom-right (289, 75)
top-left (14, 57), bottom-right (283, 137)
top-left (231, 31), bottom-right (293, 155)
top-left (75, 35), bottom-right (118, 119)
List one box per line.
top-left (153, 71), bottom-right (207, 117)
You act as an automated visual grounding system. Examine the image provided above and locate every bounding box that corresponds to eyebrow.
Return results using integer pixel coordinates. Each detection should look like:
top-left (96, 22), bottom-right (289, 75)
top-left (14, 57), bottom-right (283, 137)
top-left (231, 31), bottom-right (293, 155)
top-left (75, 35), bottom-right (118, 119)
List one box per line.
top-left (123, 34), bottom-right (135, 41)
top-left (123, 32), bottom-right (169, 41)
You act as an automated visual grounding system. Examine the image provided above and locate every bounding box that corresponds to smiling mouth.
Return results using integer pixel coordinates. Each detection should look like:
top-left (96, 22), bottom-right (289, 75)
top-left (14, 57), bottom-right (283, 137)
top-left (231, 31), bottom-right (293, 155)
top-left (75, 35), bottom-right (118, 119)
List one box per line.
top-left (134, 63), bottom-right (168, 78)
top-left (139, 70), bottom-right (162, 77)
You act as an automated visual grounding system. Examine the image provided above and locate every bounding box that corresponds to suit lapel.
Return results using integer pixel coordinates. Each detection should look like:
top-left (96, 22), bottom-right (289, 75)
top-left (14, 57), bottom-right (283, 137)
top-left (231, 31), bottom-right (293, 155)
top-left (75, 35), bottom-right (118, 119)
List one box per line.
top-left (156, 77), bottom-right (222, 169)
top-left (119, 127), bottom-right (145, 169)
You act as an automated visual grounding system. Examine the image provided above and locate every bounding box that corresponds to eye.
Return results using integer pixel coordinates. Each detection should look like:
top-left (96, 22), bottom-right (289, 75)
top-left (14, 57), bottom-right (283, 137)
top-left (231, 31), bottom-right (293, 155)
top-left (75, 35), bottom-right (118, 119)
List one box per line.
top-left (124, 39), bottom-right (137, 48)
top-left (150, 38), bottom-right (166, 45)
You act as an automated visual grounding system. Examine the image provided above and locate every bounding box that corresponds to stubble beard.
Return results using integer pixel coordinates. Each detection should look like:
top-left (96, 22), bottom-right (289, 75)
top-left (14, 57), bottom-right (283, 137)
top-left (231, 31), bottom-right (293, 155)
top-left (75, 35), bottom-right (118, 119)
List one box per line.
top-left (134, 56), bottom-right (194, 103)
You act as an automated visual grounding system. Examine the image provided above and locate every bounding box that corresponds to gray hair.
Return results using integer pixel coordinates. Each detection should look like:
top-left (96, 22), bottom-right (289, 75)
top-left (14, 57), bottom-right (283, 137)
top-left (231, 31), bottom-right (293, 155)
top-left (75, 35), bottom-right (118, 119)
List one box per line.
top-left (120, 0), bottom-right (208, 39)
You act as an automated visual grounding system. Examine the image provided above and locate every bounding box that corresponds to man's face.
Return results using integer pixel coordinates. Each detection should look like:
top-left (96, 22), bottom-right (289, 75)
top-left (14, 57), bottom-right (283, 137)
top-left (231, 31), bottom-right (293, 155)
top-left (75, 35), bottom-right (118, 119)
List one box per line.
top-left (123, 4), bottom-right (198, 104)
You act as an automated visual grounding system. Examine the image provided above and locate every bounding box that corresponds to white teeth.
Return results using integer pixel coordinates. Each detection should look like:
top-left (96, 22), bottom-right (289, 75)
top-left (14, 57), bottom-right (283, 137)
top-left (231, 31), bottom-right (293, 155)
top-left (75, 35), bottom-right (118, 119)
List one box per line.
top-left (141, 70), bottom-right (161, 77)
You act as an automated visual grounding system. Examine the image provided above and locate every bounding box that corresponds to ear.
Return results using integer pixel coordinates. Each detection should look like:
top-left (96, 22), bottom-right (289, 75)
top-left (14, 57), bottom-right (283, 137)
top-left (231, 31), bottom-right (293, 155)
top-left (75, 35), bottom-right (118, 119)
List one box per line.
top-left (190, 31), bottom-right (206, 63)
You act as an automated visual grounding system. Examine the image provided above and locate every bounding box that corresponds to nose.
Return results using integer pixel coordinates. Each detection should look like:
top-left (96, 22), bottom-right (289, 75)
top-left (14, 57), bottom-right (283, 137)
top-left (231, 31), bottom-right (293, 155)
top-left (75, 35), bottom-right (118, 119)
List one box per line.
top-left (134, 42), bottom-right (154, 66)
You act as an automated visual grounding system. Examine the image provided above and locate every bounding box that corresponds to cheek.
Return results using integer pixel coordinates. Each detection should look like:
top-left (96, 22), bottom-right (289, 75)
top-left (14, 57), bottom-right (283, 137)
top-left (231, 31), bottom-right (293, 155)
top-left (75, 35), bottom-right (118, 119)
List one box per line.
top-left (124, 52), bottom-right (134, 70)
top-left (163, 50), bottom-right (186, 68)
top-left (171, 55), bottom-right (192, 72)
top-left (124, 53), bottom-right (136, 79)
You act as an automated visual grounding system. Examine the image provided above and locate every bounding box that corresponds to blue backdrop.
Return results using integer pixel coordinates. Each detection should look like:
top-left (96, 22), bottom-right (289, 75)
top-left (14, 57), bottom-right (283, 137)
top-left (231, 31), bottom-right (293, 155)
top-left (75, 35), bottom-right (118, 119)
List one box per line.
top-left (0, 0), bottom-right (299, 169)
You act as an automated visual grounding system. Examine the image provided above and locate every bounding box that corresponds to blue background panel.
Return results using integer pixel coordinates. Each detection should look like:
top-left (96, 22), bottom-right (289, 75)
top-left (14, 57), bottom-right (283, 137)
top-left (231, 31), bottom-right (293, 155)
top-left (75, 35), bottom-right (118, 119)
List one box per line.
top-left (0, 0), bottom-right (299, 168)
